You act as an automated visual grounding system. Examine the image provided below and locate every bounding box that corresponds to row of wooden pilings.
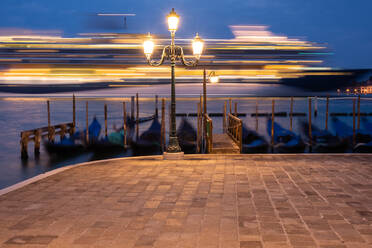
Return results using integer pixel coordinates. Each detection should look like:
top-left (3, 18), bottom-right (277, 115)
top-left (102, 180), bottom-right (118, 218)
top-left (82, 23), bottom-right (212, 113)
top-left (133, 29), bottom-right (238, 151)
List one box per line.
top-left (226, 95), bottom-right (363, 148)
top-left (21, 95), bottom-right (365, 158)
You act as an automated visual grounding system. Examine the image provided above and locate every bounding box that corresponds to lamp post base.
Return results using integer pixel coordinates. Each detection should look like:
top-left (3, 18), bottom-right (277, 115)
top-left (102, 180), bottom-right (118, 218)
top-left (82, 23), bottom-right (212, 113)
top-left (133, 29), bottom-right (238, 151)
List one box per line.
top-left (163, 151), bottom-right (184, 160)
top-left (166, 136), bottom-right (181, 153)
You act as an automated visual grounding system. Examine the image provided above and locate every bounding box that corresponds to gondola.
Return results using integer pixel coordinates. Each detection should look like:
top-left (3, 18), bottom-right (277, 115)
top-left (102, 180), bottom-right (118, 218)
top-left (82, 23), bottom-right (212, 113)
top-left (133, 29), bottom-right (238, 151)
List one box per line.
top-left (300, 121), bottom-right (348, 153)
top-left (332, 117), bottom-right (372, 152)
top-left (131, 118), bottom-right (162, 155)
top-left (44, 136), bottom-right (85, 156)
top-left (43, 117), bottom-right (102, 156)
top-left (241, 124), bottom-right (268, 153)
top-left (87, 118), bottom-right (135, 155)
top-left (361, 117), bottom-right (372, 132)
top-left (331, 117), bottom-right (371, 142)
top-left (177, 118), bottom-right (197, 154)
top-left (267, 119), bottom-right (305, 153)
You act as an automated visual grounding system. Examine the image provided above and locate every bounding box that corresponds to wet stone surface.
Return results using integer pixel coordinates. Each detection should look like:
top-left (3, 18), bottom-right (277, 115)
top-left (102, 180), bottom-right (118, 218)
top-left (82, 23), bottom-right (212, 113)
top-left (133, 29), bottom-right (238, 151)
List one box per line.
top-left (0, 154), bottom-right (372, 247)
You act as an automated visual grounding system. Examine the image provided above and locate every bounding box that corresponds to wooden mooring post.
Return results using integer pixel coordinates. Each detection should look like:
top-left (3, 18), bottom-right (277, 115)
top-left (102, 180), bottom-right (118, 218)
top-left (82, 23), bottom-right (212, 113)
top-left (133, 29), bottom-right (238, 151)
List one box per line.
top-left (325, 96), bottom-right (329, 130)
top-left (353, 98), bottom-right (356, 145)
top-left (314, 96), bottom-right (318, 117)
top-left (155, 95), bottom-right (159, 118)
top-left (131, 96), bottom-right (135, 120)
top-left (85, 102), bottom-right (89, 143)
top-left (72, 94), bottom-right (76, 133)
top-left (290, 97), bottom-right (293, 132)
top-left (255, 100), bottom-right (259, 132)
top-left (234, 102), bottom-right (237, 116)
top-left (123, 102), bottom-right (127, 148)
top-left (357, 95), bottom-right (361, 130)
top-left (104, 104), bottom-right (108, 137)
top-left (308, 98), bottom-right (312, 147)
top-left (47, 100), bottom-right (53, 142)
top-left (271, 100), bottom-right (275, 148)
top-left (136, 93), bottom-right (139, 140)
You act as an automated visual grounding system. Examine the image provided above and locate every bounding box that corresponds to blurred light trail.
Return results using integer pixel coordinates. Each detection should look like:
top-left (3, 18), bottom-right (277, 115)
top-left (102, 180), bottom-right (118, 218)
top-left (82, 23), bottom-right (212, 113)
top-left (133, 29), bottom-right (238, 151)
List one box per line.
top-left (0, 25), bottom-right (369, 93)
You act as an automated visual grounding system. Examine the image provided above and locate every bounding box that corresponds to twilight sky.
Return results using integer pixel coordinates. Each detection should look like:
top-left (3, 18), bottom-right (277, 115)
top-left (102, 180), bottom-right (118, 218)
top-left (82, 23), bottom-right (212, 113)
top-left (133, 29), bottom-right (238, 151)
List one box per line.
top-left (0, 0), bottom-right (371, 69)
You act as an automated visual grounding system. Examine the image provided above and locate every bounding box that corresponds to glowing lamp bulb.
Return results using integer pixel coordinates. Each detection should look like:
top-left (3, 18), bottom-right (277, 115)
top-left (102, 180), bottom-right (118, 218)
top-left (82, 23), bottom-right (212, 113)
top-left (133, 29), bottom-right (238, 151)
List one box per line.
top-left (143, 33), bottom-right (154, 60)
top-left (167, 8), bottom-right (179, 32)
top-left (210, 76), bottom-right (219, 84)
top-left (192, 33), bottom-right (204, 59)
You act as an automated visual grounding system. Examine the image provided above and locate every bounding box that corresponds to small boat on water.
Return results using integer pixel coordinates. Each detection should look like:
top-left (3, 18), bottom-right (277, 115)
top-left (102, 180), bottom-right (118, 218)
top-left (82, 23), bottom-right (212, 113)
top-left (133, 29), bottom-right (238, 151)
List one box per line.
top-left (131, 118), bottom-right (162, 155)
top-left (267, 119), bottom-right (305, 153)
top-left (44, 136), bottom-right (85, 156)
top-left (241, 124), bottom-right (268, 153)
top-left (177, 118), bottom-right (197, 154)
top-left (43, 117), bottom-right (102, 156)
top-left (300, 121), bottom-right (348, 153)
top-left (362, 117), bottom-right (372, 132)
top-left (87, 117), bottom-right (135, 155)
top-left (332, 117), bottom-right (372, 152)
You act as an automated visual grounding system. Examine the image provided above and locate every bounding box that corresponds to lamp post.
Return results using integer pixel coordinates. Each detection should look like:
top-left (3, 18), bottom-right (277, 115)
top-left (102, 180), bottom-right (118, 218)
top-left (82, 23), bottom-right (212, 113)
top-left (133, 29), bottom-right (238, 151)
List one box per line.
top-left (143, 8), bottom-right (204, 153)
top-left (202, 69), bottom-right (219, 152)
top-left (202, 69), bottom-right (219, 116)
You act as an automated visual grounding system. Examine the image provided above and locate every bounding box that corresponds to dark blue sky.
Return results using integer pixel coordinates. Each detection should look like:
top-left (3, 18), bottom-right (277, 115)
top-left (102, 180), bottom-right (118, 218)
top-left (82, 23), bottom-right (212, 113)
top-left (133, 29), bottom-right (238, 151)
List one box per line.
top-left (0, 0), bottom-right (371, 68)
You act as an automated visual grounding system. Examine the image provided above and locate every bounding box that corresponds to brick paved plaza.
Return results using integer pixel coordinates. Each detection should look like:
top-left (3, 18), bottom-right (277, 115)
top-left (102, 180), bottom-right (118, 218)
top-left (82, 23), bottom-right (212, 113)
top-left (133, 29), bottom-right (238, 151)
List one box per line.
top-left (1, 155), bottom-right (372, 248)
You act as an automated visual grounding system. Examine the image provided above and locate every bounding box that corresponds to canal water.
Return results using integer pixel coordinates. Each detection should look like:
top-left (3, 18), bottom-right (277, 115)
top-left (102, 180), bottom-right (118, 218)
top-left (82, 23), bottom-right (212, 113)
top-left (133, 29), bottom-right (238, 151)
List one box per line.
top-left (0, 83), bottom-right (371, 189)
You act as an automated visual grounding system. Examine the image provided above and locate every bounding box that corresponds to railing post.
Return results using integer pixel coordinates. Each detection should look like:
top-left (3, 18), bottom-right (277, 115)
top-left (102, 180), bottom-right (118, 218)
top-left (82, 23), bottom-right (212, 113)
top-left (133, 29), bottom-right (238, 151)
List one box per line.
top-left (223, 101), bottom-right (227, 133)
top-left (239, 120), bottom-right (242, 153)
top-left (229, 98), bottom-right (232, 114)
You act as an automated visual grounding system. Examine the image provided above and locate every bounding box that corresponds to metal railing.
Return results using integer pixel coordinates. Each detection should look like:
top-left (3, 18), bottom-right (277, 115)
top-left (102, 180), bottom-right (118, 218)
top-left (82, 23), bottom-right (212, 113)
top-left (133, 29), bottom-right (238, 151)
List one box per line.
top-left (227, 113), bottom-right (242, 152)
top-left (204, 114), bottom-right (213, 153)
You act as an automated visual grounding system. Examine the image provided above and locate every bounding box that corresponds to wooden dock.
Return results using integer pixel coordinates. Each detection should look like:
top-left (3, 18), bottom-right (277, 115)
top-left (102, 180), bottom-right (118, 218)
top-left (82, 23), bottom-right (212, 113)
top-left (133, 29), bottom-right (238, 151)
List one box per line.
top-left (204, 112), bottom-right (242, 154)
top-left (210, 133), bottom-right (240, 154)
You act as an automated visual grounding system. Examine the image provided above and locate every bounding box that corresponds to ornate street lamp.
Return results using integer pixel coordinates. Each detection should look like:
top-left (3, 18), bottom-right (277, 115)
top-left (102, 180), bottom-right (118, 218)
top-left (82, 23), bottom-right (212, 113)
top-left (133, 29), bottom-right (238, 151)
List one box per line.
top-left (143, 8), bottom-right (204, 153)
